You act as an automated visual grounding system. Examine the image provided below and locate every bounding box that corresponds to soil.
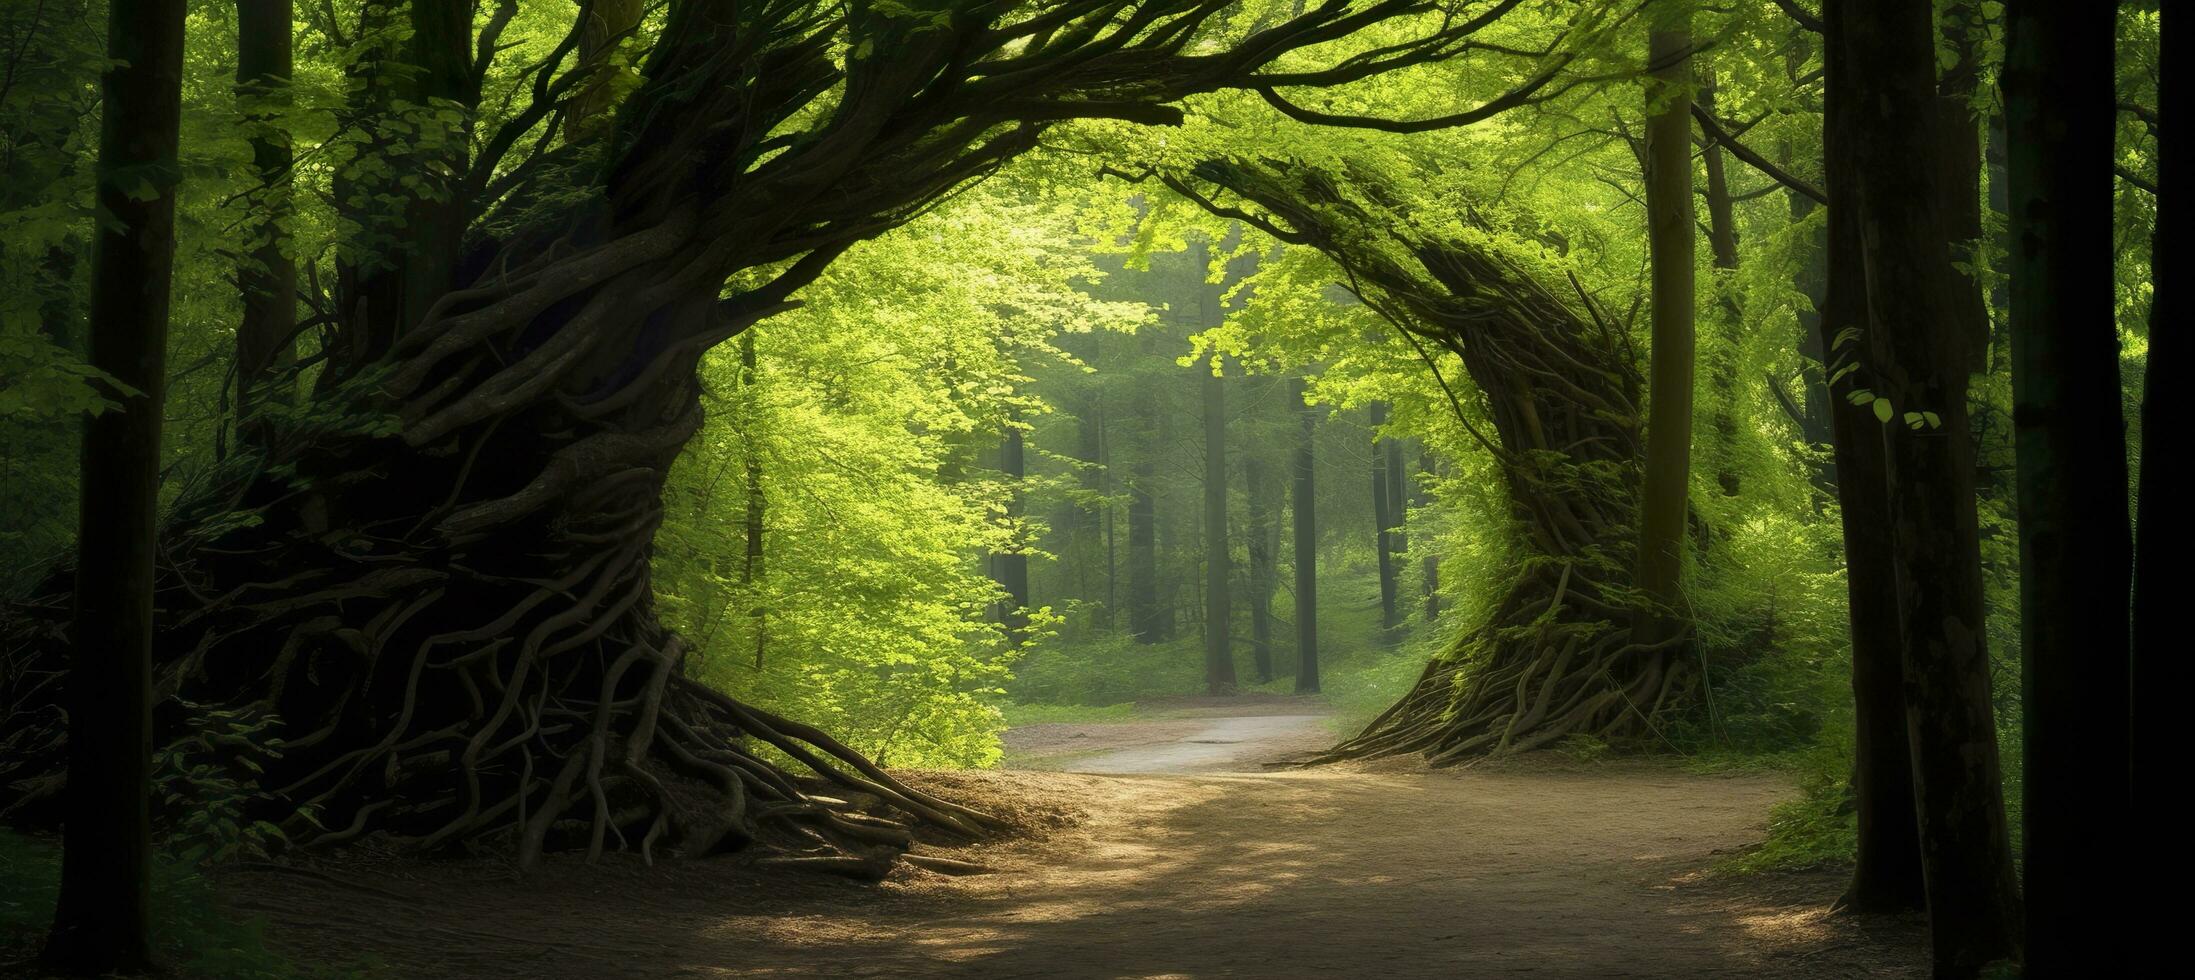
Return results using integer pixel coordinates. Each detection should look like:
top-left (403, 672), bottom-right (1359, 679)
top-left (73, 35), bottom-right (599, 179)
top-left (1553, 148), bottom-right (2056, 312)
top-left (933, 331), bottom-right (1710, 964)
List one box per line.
top-left (215, 703), bottom-right (1927, 978)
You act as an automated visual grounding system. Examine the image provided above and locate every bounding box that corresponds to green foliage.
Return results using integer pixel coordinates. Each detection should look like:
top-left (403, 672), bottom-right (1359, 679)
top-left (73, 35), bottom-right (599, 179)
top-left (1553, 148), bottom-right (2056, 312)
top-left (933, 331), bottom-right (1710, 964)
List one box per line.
top-left (154, 701), bottom-right (306, 866)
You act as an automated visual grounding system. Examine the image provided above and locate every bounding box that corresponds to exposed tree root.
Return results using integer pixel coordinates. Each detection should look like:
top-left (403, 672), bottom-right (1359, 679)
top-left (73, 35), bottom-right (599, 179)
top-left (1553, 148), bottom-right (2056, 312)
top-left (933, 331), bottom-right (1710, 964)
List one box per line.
top-left (1162, 158), bottom-right (1697, 765)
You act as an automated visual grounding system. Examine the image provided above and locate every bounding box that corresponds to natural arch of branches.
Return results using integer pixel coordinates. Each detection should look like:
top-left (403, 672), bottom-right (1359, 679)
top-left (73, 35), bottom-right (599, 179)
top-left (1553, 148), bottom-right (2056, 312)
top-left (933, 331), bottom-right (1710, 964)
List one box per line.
top-left (1161, 158), bottom-right (1692, 763)
top-left (0, 1), bottom-right (1547, 871)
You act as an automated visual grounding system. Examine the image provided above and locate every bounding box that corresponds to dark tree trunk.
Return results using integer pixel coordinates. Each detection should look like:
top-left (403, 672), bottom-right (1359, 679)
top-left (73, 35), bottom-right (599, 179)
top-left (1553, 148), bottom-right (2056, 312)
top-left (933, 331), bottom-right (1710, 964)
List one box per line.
top-left (2003, 1), bottom-right (2130, 973)
top-left (1368, 401), bottom-right (1400, 638)
top-left (1291, 377), bottom-right (1320, 694)
top-left (1246, 453), bottom-right (1277, 684)
top-left (41, 0), bottom-right (187, 971)
top-left (1699, 68), bottom-right (1744, 498)
top-left (2131, 9), bottom-right (2180, 970)
top-left (1818, 0), bottom-right (1924, 913)
top-left (994, 422), bottom-right (1032, 647)
top-left (1787, 187), bottom-right (1838, 493)
top-left (1938, 0), bottom-right (1992, 376)
top-left (1201, 363), bottom-right (1236, 694)
top-left (1634, 13), bottom-right (1697, 646)
top-left (1830, 1), bottom-right (2023, 973)
top-left (234, 0), bottom-right (295, 429)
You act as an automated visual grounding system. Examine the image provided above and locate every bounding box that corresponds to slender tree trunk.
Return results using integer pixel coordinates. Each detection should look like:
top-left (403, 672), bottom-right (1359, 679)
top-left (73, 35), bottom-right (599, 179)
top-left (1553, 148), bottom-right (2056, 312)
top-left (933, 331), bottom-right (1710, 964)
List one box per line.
top-left (1418, 449), bottom-right (1439, 621)
top-left (1129, 425), bottom-right (1162, 643)
top-left (1634, 12), bottom-right (1697, 646)
top-left (995, 421), bottom-right (1032, 647)
top-left (41, 1), bottom-right (186, 971)
top-left (234, 0), bottom-right (295, 429)
top-left (1699, 68), bottom-right (1745, 498)
top-left (1819, 0), bottom-right (1924, 913)
top-left (741, 330), bottom-right (765, 670)
top-left (1938, 1), bottom-right (1992, 376)
top-left (1830, 1), bottom-right (2023, 972)
top-left (1368, 401), bottom-right (1399, 639)
top-left (1246, 453), bottom-right (1277, 684)
top-left (1291, 378), bottom-right (1320, 694)
top-left (1074, 377), bottom-right (1105, 599)
top-left (2003, 1), bottom-right (2129, 972)
top-left (1788, 187), bottom-right (1838, 492)
top-left (1202, 364), bottom-right (1236, 694)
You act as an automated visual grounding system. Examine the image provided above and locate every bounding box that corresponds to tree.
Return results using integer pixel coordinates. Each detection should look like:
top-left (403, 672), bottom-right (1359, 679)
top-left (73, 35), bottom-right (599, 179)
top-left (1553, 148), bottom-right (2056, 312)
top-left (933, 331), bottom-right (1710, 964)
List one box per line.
top-left (1, 0), bottom-right (1513, 868)
top-left (233, 0), bottom-right (295, 433)
top-left (1368, 400), bottom-right (1401, 638)
top-left (2131, 9), bottom-right (2179, 967)
top-left (1129, 392), bottom-right (1165, 643)
top-left (41, 0), bottom-right (188, 972)
top-left (1811, 1), bottom-right (1927, 916)
top-left (992, 419), bottom-right (1032, 647)
top-left (1633, 4), bottom-right (1696, 648)
top-left (1291, 376), bottom-right (1320, 695)
top-left (1202, 355), bottom-right (1236, 694)
top-left (1827, 0), bottom-right (2022, 973)
top-left (1245, 451), bottom-right (1279, 684)
top-left (2003, 0), bottom-right (2131, 972)
top-left (1166, 157), bottom-right (1673, 760)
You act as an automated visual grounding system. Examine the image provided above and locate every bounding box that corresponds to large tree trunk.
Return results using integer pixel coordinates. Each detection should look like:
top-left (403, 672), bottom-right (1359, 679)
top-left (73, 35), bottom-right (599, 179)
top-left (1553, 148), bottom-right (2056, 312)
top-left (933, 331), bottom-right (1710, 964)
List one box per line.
top-left (1818, 0), bottom-right (1925, 913)
top-left (42, 0), bottom-right (187, 971)
top-left (1829, 1), bottom-right (2023, 973)
top-left (1291, 377), bottom-right (1321, 695)
top-left (2003, 1), bottom-right (2130, 973)
top-left (1634, 12), bottom-right (1697, 648)
top-left (1201, 362), bottom-right (1236, 694)
top-left (1173, 158), bottom-right (1680, 761)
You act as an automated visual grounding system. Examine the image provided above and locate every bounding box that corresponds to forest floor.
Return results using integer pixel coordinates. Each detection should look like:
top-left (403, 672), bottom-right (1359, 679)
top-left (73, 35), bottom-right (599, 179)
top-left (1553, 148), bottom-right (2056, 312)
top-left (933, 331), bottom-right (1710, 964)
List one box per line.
top-left (213, 698), bottom-right (1927, 978)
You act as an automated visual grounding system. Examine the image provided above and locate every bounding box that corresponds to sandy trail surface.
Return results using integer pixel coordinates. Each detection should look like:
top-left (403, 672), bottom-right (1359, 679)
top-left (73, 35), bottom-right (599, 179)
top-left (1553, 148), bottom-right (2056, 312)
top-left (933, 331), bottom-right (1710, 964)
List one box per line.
top-left (225, 704), bottom-right (1925, 978)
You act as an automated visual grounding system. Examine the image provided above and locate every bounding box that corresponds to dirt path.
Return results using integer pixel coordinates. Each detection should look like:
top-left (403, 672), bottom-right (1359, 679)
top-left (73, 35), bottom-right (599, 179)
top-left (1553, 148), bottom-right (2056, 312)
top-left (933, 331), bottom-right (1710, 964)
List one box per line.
top-left (227, 707), bottom-right (1924, 978)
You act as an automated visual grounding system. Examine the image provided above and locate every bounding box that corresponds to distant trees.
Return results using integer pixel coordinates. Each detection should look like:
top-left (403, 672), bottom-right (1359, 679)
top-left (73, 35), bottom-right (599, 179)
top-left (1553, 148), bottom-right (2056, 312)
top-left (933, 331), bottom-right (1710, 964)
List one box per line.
top-left (1368, 401), bottom-right (1401, 640)
top-left (43, 0), bottom-right (188, 972)
top-left (1201, 357), bottom-right (1236, 695)
top-left (1292, 378), bottom-right (1322, 695)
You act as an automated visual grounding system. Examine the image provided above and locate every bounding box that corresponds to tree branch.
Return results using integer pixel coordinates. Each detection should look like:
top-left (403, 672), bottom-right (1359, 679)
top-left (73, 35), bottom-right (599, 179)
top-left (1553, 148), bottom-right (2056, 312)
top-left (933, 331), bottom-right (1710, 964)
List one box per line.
top-left (1691, 104), bottom-right (1828, 205)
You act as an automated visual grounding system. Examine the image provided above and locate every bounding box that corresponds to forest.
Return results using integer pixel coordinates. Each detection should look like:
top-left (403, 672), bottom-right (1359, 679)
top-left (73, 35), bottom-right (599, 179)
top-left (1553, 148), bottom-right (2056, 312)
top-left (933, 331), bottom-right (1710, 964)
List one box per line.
top-left (0, 0), bottom-right (2166, 977)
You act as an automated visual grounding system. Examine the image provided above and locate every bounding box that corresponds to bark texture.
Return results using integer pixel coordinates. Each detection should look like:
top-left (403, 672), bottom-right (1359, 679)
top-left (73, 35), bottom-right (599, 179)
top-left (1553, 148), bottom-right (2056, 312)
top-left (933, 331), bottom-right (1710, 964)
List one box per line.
top-left (1168, 158), bottom-right (1683, 762)
top-left (43, 0), bottom-right (187, 971)
top-left (1828, 0), bottom-right (2022, 972)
